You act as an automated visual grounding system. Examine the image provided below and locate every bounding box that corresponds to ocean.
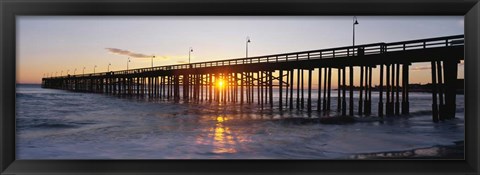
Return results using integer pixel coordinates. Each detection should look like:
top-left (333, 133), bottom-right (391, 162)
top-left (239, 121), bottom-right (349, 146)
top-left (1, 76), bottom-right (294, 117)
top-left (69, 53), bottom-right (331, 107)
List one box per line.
top-left (15, 84), bottom-right (464, 159)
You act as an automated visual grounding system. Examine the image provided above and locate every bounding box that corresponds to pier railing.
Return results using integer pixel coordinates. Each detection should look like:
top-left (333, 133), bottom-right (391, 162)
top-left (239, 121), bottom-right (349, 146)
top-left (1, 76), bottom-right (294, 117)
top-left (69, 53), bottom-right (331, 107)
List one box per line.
top-left (47, 35), bottom-right (463, 79)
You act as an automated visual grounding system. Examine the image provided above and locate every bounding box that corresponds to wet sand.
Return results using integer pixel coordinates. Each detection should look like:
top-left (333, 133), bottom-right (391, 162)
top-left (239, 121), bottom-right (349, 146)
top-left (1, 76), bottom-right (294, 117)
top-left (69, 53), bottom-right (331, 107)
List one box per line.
top-left (350, 141), bottom-right (464, 159)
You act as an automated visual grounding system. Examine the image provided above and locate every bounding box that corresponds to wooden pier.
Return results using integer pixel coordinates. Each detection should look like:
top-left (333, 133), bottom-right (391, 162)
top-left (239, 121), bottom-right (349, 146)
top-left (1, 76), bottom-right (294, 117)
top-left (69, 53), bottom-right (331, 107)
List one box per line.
top-left (42, 35), bottom-right (464, 122)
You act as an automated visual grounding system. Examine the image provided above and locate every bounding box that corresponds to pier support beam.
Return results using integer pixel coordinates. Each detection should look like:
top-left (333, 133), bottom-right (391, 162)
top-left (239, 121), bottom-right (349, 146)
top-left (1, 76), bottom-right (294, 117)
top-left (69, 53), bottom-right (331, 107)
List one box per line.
top-left (297, 69), bottom-right (300, 109)
top-left (279, 70), bottom-right (283, 110)
top-left (307, 69), bottom-right (312, 112)
top-left (337, 68), bottom-right (341, 112)
top-left (395, 64), bottom-right (400, 115)
top-left (349, 66), bottom-right (354, 116)
top-left (327, 67), bottom-right (332, 111)
top-left (437, 61), bottom-right (445, 121)
top-left (285, 70), bottom-right (289, 109)
top-left (379, 64), bottom-right (384, 117)
top-left (240, 73), bottom-right (243, 104)
top-left (359, 66), bottom-right (364, 115)
top-left (443, 60), bottom-right (458, 119)
top-left (289, 69), bottom-right (294, 110)
top-left (366, 66), bottom-right (373, 115)
top-left (431, 61), bottom-right (439, 122)
top-left (317, 68), bottom-right (322, 112)
top-left (257, 71), bottom-right (262, 105)
top-left (386, 64), bottom-right (391, 116)
top-left (269, 71), bottom-right (274, 108)
top-left (301, 70), bottom-right (304, 110)
top-left (322, 67), bottom-right (328, 112)
top-left (363, 67), bottom-right (368, 115)
top-left (342, 67), bottom-right (347, 116)
top-left (261, 72), bottom-right (264, 109)
top-left (402, 64), bottom-right (410, 115)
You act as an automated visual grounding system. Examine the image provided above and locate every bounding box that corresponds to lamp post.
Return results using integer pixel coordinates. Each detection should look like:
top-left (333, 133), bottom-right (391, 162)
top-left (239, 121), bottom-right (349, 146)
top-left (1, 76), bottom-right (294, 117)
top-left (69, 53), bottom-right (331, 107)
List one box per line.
top-left (353, 16), bottom-right (359, 46)
top-left (188, 47), bottom-right (193, 64)
top-left (74, 68), bottom-right (77, 75)
top-left (151, 56), bottom-right (155, 68)
top-left (94, 65), bottom-right (97, 74)
top-left (246, 37), bottom-right (251, 58)
top-left (352, 16), bottom-right (360, 117)
top-left (127, 57), bottom-right (131, 70)
top-left (67, 69), bottom-right (69, 75)
top-left (108, 63), bottom-right (111, 72)
top-left (83, 67), bottom-right (85, 76)
top-left (61, 70), bottom-right (63, 76)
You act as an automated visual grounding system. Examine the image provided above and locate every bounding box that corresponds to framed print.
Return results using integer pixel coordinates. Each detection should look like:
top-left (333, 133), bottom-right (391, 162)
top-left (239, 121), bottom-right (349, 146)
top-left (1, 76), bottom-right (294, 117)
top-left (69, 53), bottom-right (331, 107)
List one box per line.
top-left (1, 0), bottom-right (479, 174)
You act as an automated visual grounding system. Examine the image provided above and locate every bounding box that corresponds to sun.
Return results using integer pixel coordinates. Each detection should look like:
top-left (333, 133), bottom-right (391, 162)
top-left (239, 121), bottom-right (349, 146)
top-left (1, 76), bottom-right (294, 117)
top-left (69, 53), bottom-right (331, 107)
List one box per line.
top-left (217, 79), bottom-right (225, 89)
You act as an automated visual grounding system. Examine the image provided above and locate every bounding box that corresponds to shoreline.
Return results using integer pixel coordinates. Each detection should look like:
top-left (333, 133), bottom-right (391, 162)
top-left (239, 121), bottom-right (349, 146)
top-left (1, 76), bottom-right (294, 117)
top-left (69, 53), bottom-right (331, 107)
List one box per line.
top-left (350, 141), bottom-right (464, 159)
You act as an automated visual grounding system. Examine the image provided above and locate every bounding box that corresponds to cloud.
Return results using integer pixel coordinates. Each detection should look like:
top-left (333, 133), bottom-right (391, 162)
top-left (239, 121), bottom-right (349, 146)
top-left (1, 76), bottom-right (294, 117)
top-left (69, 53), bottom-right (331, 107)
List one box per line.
top-left (105, 48), bottom-right (153, 58)
top-left (177, 60), bottom-right (188, 64)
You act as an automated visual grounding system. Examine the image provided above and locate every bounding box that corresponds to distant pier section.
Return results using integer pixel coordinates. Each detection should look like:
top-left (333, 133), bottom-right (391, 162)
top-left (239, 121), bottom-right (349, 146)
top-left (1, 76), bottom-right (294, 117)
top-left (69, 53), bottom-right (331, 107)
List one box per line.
top-left (42, 35), bottom-right (464, 122)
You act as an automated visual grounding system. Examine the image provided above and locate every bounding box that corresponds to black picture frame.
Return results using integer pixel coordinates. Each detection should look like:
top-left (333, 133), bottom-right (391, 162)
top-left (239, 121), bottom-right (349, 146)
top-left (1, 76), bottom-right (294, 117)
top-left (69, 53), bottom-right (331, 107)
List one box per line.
top-left (1, 0), bottom-right (479, 174)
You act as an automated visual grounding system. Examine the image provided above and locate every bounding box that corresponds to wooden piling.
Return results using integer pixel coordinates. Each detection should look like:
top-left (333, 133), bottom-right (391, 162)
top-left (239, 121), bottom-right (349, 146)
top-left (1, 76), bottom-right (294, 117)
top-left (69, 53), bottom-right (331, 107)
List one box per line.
top-left (269, 71), bottom-right (273, 108)
top-left (301, 69), bottom-right (304, 109)
top-left (431, 61), bottom-right (439, 122)
top-left (297, 69), bottom-right (300, 109)
top-left (386, 64), bottom-right (391, 115)
top-left (437, 61), bottom-right (445, 120)
top-left (367, 66), bottom-right (373, 115)
top-left (279, 69), bottom-right (283, 110)
top-left (342, 67), bottom-right (347, 116)
top-left (337, 68), bottom-right (341, 112)
top-left (289, 69), bottom-right (294, 110)
top-left (395, 64), bottom-right (400, 115)
top-left (261, 71), bottom-right (264, 109)
top-left (390, 64), bottom-right (395, 115)
top-left (378, 64), bottom-right (384, 117)
top-left (349, 66), bottom-right (354, 116)
top-left (402, 64), bottom-right (409, 115)
top-left (285, 70), bottom-right (289, 109)
top-left (363, 66), bottom-right (369, 115)
top-left (307, 69), bottom-right (312, 112)
top-left (265, 72), bottom-right (268, 105)
top-left (443, 60), bottom-right (458, 119)
top-left (318, 68), bottom-right (322, 111)
top-left (258, 71), bottom-right (261, 105)
top-left (327, 67), bottom-right (332, 111)
top-left (323, 67), bottom-right (327, 112)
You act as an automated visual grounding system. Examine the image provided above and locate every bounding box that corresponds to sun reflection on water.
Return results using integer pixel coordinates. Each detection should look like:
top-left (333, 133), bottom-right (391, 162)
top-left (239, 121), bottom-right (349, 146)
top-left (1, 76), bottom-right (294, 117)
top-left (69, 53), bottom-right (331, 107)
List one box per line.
top-left (212, 115), bottom-right (236, 154)
top-left (196, 115), bottom-right (248, 154)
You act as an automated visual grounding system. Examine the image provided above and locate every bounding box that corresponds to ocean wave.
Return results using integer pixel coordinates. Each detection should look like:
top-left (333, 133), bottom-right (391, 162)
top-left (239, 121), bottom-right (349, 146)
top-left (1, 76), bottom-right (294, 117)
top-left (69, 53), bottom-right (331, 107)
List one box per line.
top-left (15, 85), bottom-right (465, 159)
top-left (18, 119), bottom-right (97, 129)
top-left (16, 93), bottom-right (41, 100)
top-left (29, 123), bottom-right (80, 129)
top-left (408, 110), bottom-right (432, 116)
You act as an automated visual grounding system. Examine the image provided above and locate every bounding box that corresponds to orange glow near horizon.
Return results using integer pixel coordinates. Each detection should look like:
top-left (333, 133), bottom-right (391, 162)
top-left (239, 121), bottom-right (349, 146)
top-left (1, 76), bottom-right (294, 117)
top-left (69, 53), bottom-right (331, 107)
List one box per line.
top-left (217, 79), bottom-right (225, 89)
top-left (16, 16), bottom-right (464, 85)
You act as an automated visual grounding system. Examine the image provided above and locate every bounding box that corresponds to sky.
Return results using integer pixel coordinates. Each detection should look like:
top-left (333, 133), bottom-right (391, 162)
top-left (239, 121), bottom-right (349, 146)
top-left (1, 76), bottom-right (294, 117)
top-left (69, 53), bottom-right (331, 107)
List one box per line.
top-left (17, 16), bottom-right (464, 85)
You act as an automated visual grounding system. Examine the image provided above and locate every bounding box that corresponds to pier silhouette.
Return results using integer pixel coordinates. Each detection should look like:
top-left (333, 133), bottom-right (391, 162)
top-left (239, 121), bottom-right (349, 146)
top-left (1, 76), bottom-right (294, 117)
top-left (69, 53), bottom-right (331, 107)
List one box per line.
top-left (42, 35), bottom-right (464, 122)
